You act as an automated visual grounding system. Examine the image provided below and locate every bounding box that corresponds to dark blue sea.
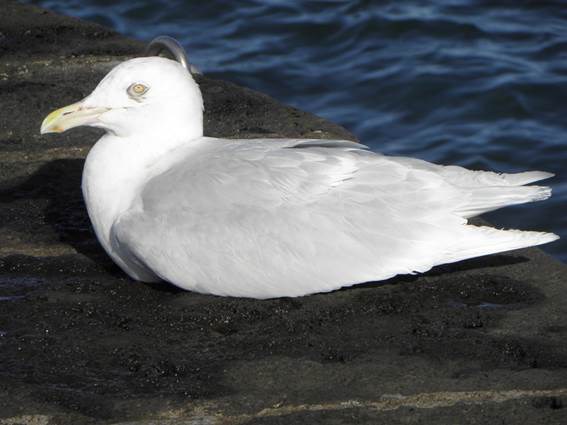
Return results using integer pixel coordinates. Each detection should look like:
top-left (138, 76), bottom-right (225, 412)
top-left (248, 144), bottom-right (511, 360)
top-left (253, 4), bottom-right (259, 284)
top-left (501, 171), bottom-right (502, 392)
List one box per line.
top-left (25, 0), bottom-right (567, 261)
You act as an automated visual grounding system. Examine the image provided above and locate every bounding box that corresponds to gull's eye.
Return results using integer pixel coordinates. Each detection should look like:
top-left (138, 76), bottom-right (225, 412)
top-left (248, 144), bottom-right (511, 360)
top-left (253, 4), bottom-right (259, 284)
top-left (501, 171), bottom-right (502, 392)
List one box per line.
top-left (127, 83), bottom-right (149, 98)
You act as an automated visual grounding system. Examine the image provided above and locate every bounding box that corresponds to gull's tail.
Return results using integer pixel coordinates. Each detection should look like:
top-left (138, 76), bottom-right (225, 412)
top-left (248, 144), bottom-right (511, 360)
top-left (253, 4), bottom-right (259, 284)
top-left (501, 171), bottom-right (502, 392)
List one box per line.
top-left (442, 169), bottom-right (555, 219)
top-left (438, 168), bottom-right (558, 261)
top-left (456, 185), bottom-right (552, 218)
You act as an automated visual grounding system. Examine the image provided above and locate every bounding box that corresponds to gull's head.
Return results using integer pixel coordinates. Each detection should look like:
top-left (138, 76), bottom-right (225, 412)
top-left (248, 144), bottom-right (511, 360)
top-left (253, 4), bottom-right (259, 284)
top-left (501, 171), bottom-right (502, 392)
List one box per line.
top-left (41, 57), bottom-right (203, 139)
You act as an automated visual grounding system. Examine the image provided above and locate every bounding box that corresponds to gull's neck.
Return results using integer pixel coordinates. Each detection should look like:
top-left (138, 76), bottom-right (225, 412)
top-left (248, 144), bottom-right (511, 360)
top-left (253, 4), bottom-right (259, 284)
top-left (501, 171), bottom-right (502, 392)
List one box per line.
top-left (81, 129), bottom-right (201, 257)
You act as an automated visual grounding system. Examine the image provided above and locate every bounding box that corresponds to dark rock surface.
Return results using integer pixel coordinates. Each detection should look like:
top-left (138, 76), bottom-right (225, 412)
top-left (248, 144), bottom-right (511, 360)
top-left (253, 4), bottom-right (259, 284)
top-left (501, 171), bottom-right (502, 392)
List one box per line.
top-left (1, 1), bottom-right (567, 424)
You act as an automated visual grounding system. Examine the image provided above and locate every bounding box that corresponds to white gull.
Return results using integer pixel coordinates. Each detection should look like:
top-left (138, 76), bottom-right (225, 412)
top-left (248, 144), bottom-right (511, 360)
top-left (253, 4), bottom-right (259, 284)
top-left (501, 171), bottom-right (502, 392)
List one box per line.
top-left (41, 57), bottom-right (558, 298)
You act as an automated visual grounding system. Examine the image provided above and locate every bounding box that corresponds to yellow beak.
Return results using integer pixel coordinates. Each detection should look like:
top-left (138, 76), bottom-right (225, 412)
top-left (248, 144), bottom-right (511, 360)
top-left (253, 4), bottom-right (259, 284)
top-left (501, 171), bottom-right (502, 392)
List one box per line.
top-left (40, 102), bottom-right (109, 134)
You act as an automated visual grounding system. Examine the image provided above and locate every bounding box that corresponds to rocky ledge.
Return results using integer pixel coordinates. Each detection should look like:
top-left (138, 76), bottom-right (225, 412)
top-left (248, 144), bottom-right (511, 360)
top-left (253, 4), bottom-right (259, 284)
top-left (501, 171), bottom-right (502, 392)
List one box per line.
top-left (1, 1), bottom-right (567, 424)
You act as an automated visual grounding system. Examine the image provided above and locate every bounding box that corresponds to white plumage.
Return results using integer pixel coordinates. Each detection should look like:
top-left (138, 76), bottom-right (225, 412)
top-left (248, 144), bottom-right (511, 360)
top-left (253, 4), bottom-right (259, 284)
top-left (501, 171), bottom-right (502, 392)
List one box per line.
top-left (41, 57), bottom-right (558, 298)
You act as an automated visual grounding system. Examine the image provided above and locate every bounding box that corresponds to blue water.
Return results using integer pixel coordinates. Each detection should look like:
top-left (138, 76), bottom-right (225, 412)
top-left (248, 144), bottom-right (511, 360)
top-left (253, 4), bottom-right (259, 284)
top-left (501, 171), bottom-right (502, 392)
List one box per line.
top-left (26, 0), bottom-right (567, 261)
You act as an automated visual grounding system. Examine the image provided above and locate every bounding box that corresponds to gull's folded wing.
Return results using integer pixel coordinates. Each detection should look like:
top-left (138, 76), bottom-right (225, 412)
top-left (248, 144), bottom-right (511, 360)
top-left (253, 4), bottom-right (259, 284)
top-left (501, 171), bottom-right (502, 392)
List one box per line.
top-left (112, 138), bottom-right (556, 298)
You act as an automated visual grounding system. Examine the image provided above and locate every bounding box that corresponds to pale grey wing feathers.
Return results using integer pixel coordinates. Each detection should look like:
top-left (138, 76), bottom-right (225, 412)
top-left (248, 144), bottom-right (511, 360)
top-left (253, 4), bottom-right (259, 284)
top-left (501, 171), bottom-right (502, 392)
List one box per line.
top-left (389, 155), bottom-right (553, 218)
top-left (388, 155), bottom-right (553, 186)
top-left (113, 138), bottom-right (556, 298)
top-left (139, 138), bottom-right (371, 213)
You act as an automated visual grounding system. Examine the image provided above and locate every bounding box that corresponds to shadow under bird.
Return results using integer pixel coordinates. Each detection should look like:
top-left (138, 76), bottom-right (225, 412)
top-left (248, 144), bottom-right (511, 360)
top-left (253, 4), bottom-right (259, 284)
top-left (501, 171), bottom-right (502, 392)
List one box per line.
top-left (40, 56), bottom-right (558, 298)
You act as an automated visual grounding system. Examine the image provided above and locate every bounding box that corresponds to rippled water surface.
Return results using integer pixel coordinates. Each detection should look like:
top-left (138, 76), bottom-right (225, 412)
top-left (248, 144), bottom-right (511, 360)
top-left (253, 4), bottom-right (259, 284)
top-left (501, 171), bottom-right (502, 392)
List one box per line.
top-left (25, 0), bottom-right (567, 261)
